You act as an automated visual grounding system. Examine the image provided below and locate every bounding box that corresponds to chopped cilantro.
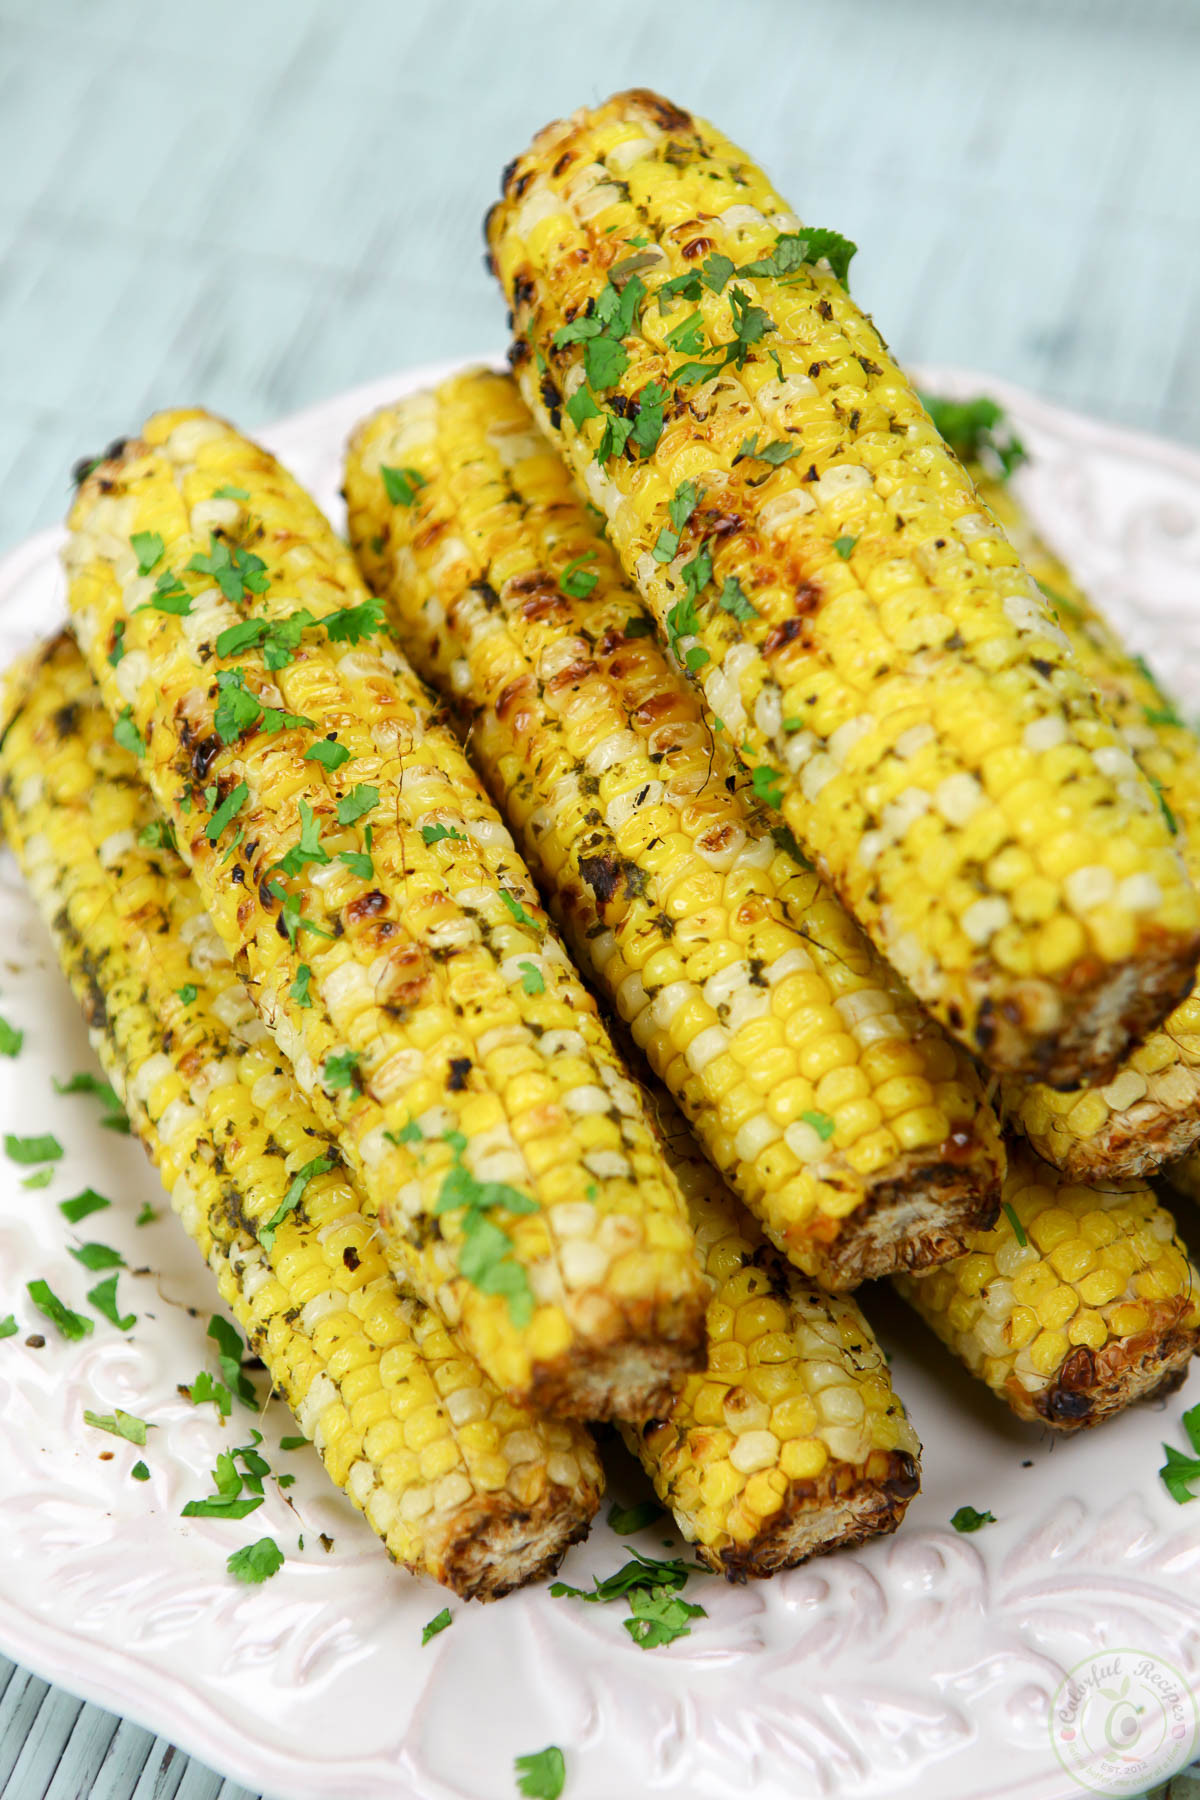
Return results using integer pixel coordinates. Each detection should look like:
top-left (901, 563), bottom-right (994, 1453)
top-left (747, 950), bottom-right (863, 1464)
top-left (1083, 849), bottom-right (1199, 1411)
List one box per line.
top-left (131, 531), bottom-right (164, 575)
top-left (950, 1505), bottom-right (996, 1533)
top-left (738, 436), bottom-right (800, 466)
top-left (84, 1408), bottom-right (150, 1446)
top-left (597, 411), bottom-right (634, 464)
top-left (1159, 1403), bottom-right (1200, 1503)
top-left (228, 1537), bottom-right (285, 1584)
top-left (833, 534), bottom-right (858, 559)
top-left (552, 1548), bottom-right (705, 1649)
top-left (53, 1072), bottom-right (127, 1135)
top-left (514, 1746), bottom-right (565, 1799)
top-left (737, 227), bottom-right (857, 289)
top-left (701, 252), bottom-right (735, 294)
top-left (176, 983), bottom-right (198, 1004)
top-left (87, 1273), bottom-right (136, 1331)
top-left (138, 569), bottom-right (192, 615)
top-left (0, 1017), bottom-right (22, 1057)
top-left (60, 1188), bottom-right (110, 1224)
top-left (188, 1369), bottom-right (233, 1418)
top-left (668, 480), bottom-right (702, 535)
top-left (27, 1279), bottom-right (92, 1341)
top-left (324, 1051), bottom-right (361, 1092)
top-left (113, 707), bottom-right (145, 759)
top-left (560, 550), bottom-right (598, 598)
top-left (565, 385), bottom-right (601, 430)
top-left (800, 1108), bottom-right (836, 1142)
top-left (920, 393), bottom-right (1026, 480)
top-left (107, 621), bottom-right (126, 666)
top-left (652, 527), bottom-right (679, 563)
top-left (322, 598), bottom-right (388, 644)
top-left (336, 783), bottom-right (378, 826)
top-left (305, 738), bottom-right (351, 771)
top-left (131, 1461), bottom-right (150, 1481)
top-left (260, 1154), bottom-right (334, 1251)
top-left (205, 781), bottom-right (249, 844)
top-left (70, 1242), bottom-right (125, 1272)
top-left (21, 1169), bottom-right (53, 1190)
top-left (137, 817), bottom-right (176, 851)
top-left (187, 533), bottom-right (269, 604)
top-left (1001, 1202), bottom-right (1028, 1247)
top-left (212, 484), bottom-right (249, 500)
top-left (5, 1132), bottom-right (63, 1165)
top-left (181, 1447), bottom-right (265, 1521)
top-left (208, 1315), bottom-right (258, 1408)
top-left (279, 1435), bottom-right (308, 1451)
top-left (434, 1141), bottom-right (538, 1325)
top-left (290, 965), bottom-right (313, 1008)
top-left (630, 381), bottom-right (668, 457)
top-left (716, 576), bottom-right (757, 622)
top-left (583, 334), bottom-right (629, 390)
top-left (0, 1316), bottom-right (18, 1340)
top-left (422, 1607), bottom-right (452, 1646)
top-left (750, 764), bottom-right (784, 810)
top-left (499, 888), bottom-right (540, 931)
top-left (518, 961), bottom-right (545, 996)
top-left (1145, 702), bottom-right (1184, 729)
top-left (624, 617), bottom-right (654, 638)
top-left (386, 1119), bottom-right (423, 1147)
top-left (274, 798), bottom-right (330, 878)
top-left (664, 309), bottom-right (706, 355)
top-left (216, 611), bottom-right (314, 670)
top-left (381, 465), bottom-right (425, 506)
top-left (607, 1500), bottom-right (665, 1534)
top-left (135, 1203), bottom-right (158, 1226)
top-left (213, 667), bottom-right (314, 744)
top-left (421, 823), bottom-right (466, 847)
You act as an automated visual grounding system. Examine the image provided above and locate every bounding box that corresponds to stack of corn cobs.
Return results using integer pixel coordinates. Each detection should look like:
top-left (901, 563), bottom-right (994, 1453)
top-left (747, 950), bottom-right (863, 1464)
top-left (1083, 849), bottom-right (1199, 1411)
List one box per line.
top-left (7, 88), bottom-right (1200, 1603)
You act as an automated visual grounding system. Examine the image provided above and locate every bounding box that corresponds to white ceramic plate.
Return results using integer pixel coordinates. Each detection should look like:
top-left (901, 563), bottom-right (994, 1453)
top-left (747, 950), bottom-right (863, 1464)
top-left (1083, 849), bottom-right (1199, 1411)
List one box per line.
top-left (2, 362), bottom-right (1200, 1800)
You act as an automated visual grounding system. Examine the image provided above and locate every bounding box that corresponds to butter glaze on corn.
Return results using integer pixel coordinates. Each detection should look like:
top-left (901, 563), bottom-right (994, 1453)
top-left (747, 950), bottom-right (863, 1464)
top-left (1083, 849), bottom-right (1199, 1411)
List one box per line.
top-left (63, 410), bottom-right (710, 1420)
top-left (346, 368), bottom-right (1003, 1288)
top-left (486, 88), bottom-right (1200, 1086)
top-left (968, 460), bottom-right (1200, 1182)
top-left (0, 636), bottom-right (604, 1597)
top-left (630, 1090), bottom-right (920, 1577)
top-left (895, 1138), bottom-right (1200, 1429)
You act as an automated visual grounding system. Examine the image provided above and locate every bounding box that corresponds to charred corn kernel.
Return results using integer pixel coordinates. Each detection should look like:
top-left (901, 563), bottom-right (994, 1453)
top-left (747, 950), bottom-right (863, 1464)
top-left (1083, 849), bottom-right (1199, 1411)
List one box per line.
top-left (488, 91), bottom-right (1200, 1088)
top-left (347, 369), bottom-right (1003, 1289)
top-left (622, 1095), bottom-right (920, 1578)
top-left (936, 436), bottom-right (1200, 1181)
top-left (896, 1137), bottom-right (1200, 1430)
top-left (0, 637), bottom-right (603, 1599)
top-left (63, 410), bottom-right (710, 1422)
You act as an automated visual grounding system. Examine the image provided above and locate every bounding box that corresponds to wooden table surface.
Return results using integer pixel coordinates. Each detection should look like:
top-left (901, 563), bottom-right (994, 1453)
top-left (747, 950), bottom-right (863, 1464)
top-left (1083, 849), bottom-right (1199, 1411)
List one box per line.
top-left (2, 0), bottom-right (1200, 1793)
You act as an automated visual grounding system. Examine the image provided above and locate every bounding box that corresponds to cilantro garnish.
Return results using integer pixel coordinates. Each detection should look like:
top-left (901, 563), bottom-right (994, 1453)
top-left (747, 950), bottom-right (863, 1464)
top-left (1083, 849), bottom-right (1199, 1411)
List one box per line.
top-left (518, 961), bottom-right (545, 996)
top-left (266, 882), bottom-right (334, 947)
top-left (212, 484), bottom-right (250, 500)
top-left (208, 1315), bottom-right (258, 1408)
top-left (305, 738), bottom-right (351, 771)
top-left (336, 783), bottom-right (378, 826)
top-left (215, 611), bottom-right (313, 670)
top-left (205, 781), bottom-right (249, 844)
top-left (736, 227), bottom-right (857, 289)
top-left (701, 252), bottom-right (735, 293)
top-left (800, 1108), bottom-right (835, 1141)
top-left (53, 1071), bottom-right (129, 1133)
top-left (135, 1202), bottom-right (158, 1226)
top-left (607, 1500), bottom-right (665, 1534)
top-left (107, 621), bottom-right (126, 666)
top-left (131, 1461), bottom-right (150, 1480)
top-left (260, 1154), bottom-right (334, 1251)
top-left (652, 527), bottom-right (679, 563)
top-left (340, 822), bottom-right (375, 879)
top-left (187, 533), bottom-right (269, 604)
top-left (1145, 702), bottom-right (1184, 729)
top-left (213, 668), bottom-right (314, 745)
top-left (920, 393), bottom-right (1027, 481)
top-left (1148, 774), bottom-right (1178, 836)
top-left (514, 1746), bottom-right (565, 1800)
top-left (738, 436), bottom-right (800, 467)
top-left (275, 798), bottom-right (331, 878)
top-left (188, 1369), bottom-right (233, 1418)
top-left (70, 1242), bottom-right (125, 1272)
top-left (716, 577), bottom-right (757, 622)
top-left (0, 1017), bottom-right (22, 1057)
top-left (324, 597), bottom-right (389, 644)
top-left (565, 385), bottom-right (601, 430)
top-left (279, 1435), bottom-right (308, 1451)
top-left (381, 465), bottom-right (426, 506)
top-left (113, 707), bottom-right (145, 758)
top-left (950, 1505), bottom-right (996, 1533)
top-left (324, 1051), bottom-right (361, 1092)
top-left (228, 1537), bottom-right (285, 1584)
top-left (0, 1316), bottom-right (18, 1340)
top-left (60, 1188), bottom-right (110, 1224)
top-left (27, 1279), bottom-right (93, 1341)
top-left (84, 1408), bottom-right (150, 1446)
top-left (560, 550), bottom-right (598, 598)
top-left (551, 1548), bottom-right (706, 1649)
top-left (422, 1607), bottom-right (452, 1646)
top-left (386, 1119), bottom-right (423, 1147)
top-left (421, 823), bottom-right (466, 847)
top-left (182, 1438), bottom-right (268, 1520)
top-left (176, 983), bottom-right (198, 1004)
top-left (131, 531), bottom-right (164, 575)
top-left (290, 965), bottom-right (313, 1008)
top-left (138, 568), bottom-right (192, 616)
top-left (5, 1132), bottom-right (63, 1165)
top-left (664, 309), bottom-right (705, 355)
top-left (21, 1169), bottom-right (53, 1190)
top-left (668, 480), bottom-right (702, 535)
top-left (434, 1139), bottom-right (538, 1324)
top-left (1001, 1201), bottom-right (1028, 1248)
top-left (87, 1273), bottom-right (136, 1331)
top-left (499, 888), bottom-right (540, 931)
top-left (832, 534), bottom-right (857, 559)
top-left (137, 817), bottom-right (176, 851)
top-left (1159, 1403), bottom-right (1200, 1503)
top-left (630, 382), bottom-right (668, 456)
top-left (597, 412), bottom-right (634, 465)
top-left (624, 617), bottom-right (653, 638)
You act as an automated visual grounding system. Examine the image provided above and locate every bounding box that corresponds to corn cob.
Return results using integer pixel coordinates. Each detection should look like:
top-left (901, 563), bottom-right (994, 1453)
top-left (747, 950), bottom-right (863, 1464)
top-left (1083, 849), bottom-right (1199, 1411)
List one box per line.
top-left (629, 1086), bottom-right (920, 1577)
top-left (485, 88), bottom-right (1200, 1088)
top-left (345, 368), bottom-right (1003, 1289)
top-left (895, 1137), bottom-right (1200, 1429)
top-left (63, 409), bottom-right (710, 1420)
top-left (0, 635), bottom-right (604, 1598)
top-left (940, 427), bottom-right (1200, 1181)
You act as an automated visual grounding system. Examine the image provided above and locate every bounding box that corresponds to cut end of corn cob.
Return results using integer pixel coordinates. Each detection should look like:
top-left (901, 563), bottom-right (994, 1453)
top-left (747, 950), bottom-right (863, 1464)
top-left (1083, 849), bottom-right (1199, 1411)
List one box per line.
top-left (954, 435), bottom-right (1200, 1181)
top-left (485, 89), bottom-right (1200, 1089)
top-left (345, 368), bottom-right (1003, 1293)
top-left (1, 632), bottom-right (604, 1599)
top-left (622, 1089), bottom-right (921, 1578)
top-left (63, 410), bottom-right (711, 1421)
top-left (897, 1138), bottom-right (1200, 1430)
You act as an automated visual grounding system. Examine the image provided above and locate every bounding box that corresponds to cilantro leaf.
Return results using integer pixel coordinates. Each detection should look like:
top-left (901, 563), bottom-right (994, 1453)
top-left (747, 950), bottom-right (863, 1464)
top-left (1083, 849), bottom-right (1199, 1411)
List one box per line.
top-left (260, 1154), bottom-right (334, 1251)
top-left (208, 1315), bottom-right (258, 1407)
top-left (920, 392), bottom-right (1027, 480)
top-left (131, 1461), bottom-right (150, 1481)
top-left (551, 1547), bottom-right (705, 1647)
top-left (21, 1169), bottom-right (53, 1190)
top-left (0, 1017), bottom-right (23, 1057)
top-left (187, 533), bottom-right (269, 603)
top-left (422, 1607), bottom-right (452, 1646)
top-left (205, 781), bottom-right (249, 844)
top-left (624, 1586), bottom-right (706, 1648)
top-left (597, 412), bottom-right (634, 465)
top-left (514, 1746), bottom-right (565, 1800)
top-left (188, 1369), bottom-right (233, 1418)
top-left (323, 1051), bottom-right (361, 1092)
top-left (381, 466), bottom-right (426, 506)
top-left (274, 798), bottom-right (330, 878)
top-left (833, 534), bottom-right (857, 559)
top-left (137, 817), bottom-right (176, 851)
top-left (518, 961), bottom-right (545, 996)
top-left (113, 707), bottom-right (145, 758)
top-left (212, 484), bottom-right (249, 500)
top-left (1001, 1201), bottom-right (1028, 1247)
top-left (228, 1537), bottom-right (285, 1584)
top-left (5, 1132), bottom-right (62, 1165)
top-left (27, 1279), bottom-right (93, 1341)
top-left (0, 1316), bottom-right (18, 1340)
top-left (305, 738), bottom-right (351, 771)
top-left (84, 1408), bottom-right (150, 1445)
top-left (630, 382), bottom-right (668, 457)
top-left (716, 577), bottom-right (757, 622)
top-left (138, 569), bottom-right (192, 616)
top-left (60, 1188), bottom-right (110, 1224)
top-left (652, 527), bottom-right (679, 563)
top-left (560, 550), bottom-right (598, 598)
top-left (107, 621), bottom-right (126, 666)
top-left (131, 531), bottom-right (164, 575)
top-left (665, 309), bottom-right (705, 355)
top-left (421, 823), bottom-right (465, 847)
top-left (498, 888), bottom-right (540, 930)
top-left (290, 965), bottom-right (313, 1008)
top-left (950, 1504), bottom-right (996, 1533)
top-left (668, 480), bottom-right (702, 534)
top-left (751, 764), bottom-right (784, 810)
top-left (565, 385), bottom-right (601, 430)
top-left (584, 334), bottom-right (628, 390)
top-left (87, 1273), bottom-right (136, 1331)
top-left (176, 983), bottom-right (198, 1004)
top-left (279, 1435), bottom-right (308, 1450)
top-left (799, 1108), bottom-right (835, 1142)
top-left (607, 1500), bottom-right (665, 1534)
top-left (70, 1242), bottom-right (125, 1272)
top-left (135, 1202), bottom-right (158, 1226)
top-left (322, 598), bottom-right (389, 644)
top-left (339, 848), bottom-right (374, 878)
top-left (701, 252), bottom-right (735, 294)
top-left (336, 783), bottom-right (378, 826)
top-left (215, 611), bottom-right (314, 670)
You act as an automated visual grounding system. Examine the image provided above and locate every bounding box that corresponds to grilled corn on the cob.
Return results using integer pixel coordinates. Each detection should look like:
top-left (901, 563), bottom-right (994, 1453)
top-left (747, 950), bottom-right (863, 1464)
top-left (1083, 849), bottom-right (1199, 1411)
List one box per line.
top-left (632, 1087), bottom-right (920, 1577)
top-left (486, 88), bottom-right (1200, 1086)
top-left (954, 435), bottom-right (1200, 1180)
top-left (345, 368), bottom-right (1003, 1288)
top-left (63, 409), bottom-right (710, 1420)
top-left (0, 634), bottom-right (604, 1597)
top-left (895, 1139), bottom-right (1200, 1429)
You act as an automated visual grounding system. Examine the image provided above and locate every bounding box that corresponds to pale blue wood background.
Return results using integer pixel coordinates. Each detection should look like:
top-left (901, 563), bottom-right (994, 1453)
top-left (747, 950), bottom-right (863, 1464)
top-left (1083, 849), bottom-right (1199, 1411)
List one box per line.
top-left (3, 0), bottom-right (1200, 1794)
